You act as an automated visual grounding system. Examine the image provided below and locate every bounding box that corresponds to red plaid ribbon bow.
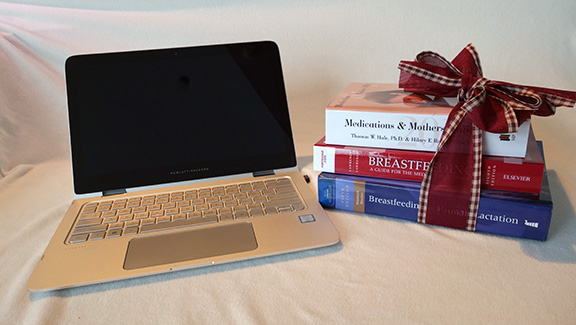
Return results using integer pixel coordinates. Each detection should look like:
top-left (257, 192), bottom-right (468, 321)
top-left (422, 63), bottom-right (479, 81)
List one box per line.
top-left (398, 44), bottom-right (576, 231)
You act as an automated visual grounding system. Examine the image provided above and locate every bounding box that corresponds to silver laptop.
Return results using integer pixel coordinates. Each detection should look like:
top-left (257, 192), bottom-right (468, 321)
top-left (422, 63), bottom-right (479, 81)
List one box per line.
top-left (27, 41), bottom-right (340, 292)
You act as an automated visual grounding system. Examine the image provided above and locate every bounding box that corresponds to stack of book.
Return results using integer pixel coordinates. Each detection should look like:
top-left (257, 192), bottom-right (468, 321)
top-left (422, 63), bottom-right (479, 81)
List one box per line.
top-left (314, 83), bottom-right (553, 241)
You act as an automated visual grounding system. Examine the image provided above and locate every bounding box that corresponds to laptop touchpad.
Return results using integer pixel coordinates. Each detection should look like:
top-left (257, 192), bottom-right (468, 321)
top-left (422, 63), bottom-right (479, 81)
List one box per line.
top-left (124, 222), bottom-right (258, 270)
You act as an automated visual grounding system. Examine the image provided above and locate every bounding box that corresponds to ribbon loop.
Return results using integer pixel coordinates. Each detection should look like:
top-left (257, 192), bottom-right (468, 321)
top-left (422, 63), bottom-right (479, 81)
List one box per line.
top-left (398, 44), bottom-right (576, 231)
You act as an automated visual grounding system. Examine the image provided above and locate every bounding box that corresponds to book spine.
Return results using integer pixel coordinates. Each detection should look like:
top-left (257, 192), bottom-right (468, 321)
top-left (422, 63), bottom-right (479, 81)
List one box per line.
top-left (324, 110), bottom-right (531, 157)
top-left (317, 172), bottom-right (551, 241)
top-left (314, 143), bottom-right (544, 194)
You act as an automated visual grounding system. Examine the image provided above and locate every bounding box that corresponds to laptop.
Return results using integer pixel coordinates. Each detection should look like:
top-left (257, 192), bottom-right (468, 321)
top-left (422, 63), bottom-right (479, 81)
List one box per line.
top-left (27, 41), bottom-right (340, 292)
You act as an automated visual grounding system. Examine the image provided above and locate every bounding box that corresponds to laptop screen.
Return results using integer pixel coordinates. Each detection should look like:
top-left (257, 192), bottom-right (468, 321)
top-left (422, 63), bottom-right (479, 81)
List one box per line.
top-left (66, 41), bottom-right (296, 194)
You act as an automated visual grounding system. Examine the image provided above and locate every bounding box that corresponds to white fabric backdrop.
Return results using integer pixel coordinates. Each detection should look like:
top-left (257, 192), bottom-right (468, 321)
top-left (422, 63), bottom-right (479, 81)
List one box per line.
top-left (1, 1), bottom-right (575, 323)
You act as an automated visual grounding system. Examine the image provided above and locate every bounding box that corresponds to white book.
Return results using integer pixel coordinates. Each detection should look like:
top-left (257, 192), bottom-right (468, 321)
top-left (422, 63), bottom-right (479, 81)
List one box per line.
top-left (325, 83), bottom-right (530, 158)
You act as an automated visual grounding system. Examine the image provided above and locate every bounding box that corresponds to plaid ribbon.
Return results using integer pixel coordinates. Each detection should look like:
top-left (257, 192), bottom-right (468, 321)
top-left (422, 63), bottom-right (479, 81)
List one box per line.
top-left (398, 44), bottom-right (576, 231)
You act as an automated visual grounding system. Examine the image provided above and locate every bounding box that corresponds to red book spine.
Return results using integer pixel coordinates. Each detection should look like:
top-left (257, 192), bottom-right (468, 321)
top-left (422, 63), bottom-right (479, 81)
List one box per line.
top-left (314, 135), bottom-right (545, 194)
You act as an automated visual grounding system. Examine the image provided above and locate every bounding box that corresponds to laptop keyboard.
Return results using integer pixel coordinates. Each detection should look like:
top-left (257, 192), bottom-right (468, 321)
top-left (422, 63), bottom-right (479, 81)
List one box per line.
top-left (67, 177), bottom-right (305, 244)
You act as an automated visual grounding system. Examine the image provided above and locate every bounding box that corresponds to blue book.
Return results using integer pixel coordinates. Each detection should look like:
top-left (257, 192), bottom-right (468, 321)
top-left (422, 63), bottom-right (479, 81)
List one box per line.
top-left (318, 144), bottom-right (552, 241)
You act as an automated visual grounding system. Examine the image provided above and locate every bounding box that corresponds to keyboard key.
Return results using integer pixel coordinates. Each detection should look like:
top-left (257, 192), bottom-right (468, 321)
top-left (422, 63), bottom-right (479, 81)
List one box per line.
top-left (157, 216), bottom-right (171, 223)
top-left (76, 218), bottom-right (102, 227)
top-left (156, 197), bottom-right (169, 204)
top-left (81, 205), bottom-right (97, 213)
top-left (163, 202), bottom-right (177, 209)
top-left (79, 212), bottom-right (101, 220)
top-left (127, 200), bottom-right (141, 208)
top-left (134, 212), bottom-right (149, 219)
top-left (198, 190), bottom-right (211, 198)
top-left (69, 234), bottom-right (89, 243)
top-left (278, 206), bottom-right (293, 213)
top-left (238, 198), bottom-right (252, 205)
top-left (133, 206), bottom-right (147, 213)
top-left (89, 231), bottom-right (106, 241)
top-left (97, 205), bottom-right (112, 212)
top-left (268, 192), bottom-right (299, 200)
top-left (262, 189), bottom-right (275, 196)
top-left (125, 220), bottom-right (140, 228)
top-left (165, 208), bottom-right (179, 215)
top-left (178, 200), bottom-right (191, 207)
top-left (248, 203), bottom-right (262, 210)
top-left (101, 210), bottom-right (117, 218)
top-left (148, 204), bottom-right (162, 211)
top-left (117, 208), bottom-right (132, 215)
top-left (262, 198), bottom-right (301, 209)
top-left (234, 205), bottom-right (248, 212)
top-left (252, 182), bottom-right (266, 190)
top-left (141, 218), bottom-right (156, 226)
top-left (112, 202), bottom-right (126, 210)
top-left (72, 224), bottom-right (108, 235)
top-left (191, 198), bottom-right (205, 205)
top-left (235, 211), bottom-right (250, 219)
top-left (107, 229), bottom-right (122, 238)
top-left (212, 189), bottom-right (225, 196)
top-left (274, 185), bottom-right (294, 193)
top-left (173, 213), bottom-right (187, 221)
top-left (224, 200), bottom-right (238, 207)
top-left (181, 206), bottom-right (194, 213)
top-left (225, 187), bottom-right (239, 194)
top-left (188, 211), bottom-right (202, 219)
top-left (119, 214), bottom-right (134, 222)
top-left (250, 209), bottom-right (265, 217)
top-left (234, 192), bottom-right (248, 199)
top-left (220, 214), bottom-right (234, 222)
top-left (102, 216), bottom-right (118, 224)
top-left (219, 207), bottom-right (233, 214)
top-left (123, 227), bottom-right (139, 236)
top-left (209, 202), bottom-right (224, 209)
top-left (109, 222), bottom-right (124, 230)
top-left (142, 199), bottom-right (155, 206)
top-left (185, 193), bottom-right (198, 200)
top-left (247, 191), bottom-right (261, 197)
top-left (239, 184), bottom-right (252, 193)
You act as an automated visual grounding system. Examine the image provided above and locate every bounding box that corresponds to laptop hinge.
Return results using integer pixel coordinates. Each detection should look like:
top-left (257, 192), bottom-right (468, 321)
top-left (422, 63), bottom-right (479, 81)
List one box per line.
top-left (102, 189), bottom-right (127, 197)
top-left (253, 170), bottom-right (275, 177)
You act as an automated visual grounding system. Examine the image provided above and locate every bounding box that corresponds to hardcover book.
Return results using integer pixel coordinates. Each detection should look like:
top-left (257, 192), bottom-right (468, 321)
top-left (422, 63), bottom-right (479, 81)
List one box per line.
top-left (325, 83), bottom-right (531, 157)
top-left (317, 143), bottom-right (552, 241)
top-left (314, 128), bottom-right (545, 194)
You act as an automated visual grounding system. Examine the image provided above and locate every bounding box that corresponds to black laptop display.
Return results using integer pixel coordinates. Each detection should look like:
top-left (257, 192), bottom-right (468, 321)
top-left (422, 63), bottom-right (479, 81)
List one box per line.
top-left (66, 41), bottom-right (296, 194)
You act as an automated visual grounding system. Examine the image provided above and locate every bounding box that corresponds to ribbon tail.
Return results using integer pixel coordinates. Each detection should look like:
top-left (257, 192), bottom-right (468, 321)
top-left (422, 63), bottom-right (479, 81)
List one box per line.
top-left (419, 114), bottom-right (482, 231)
top-left (528, 86), bottom-right (576, 104)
